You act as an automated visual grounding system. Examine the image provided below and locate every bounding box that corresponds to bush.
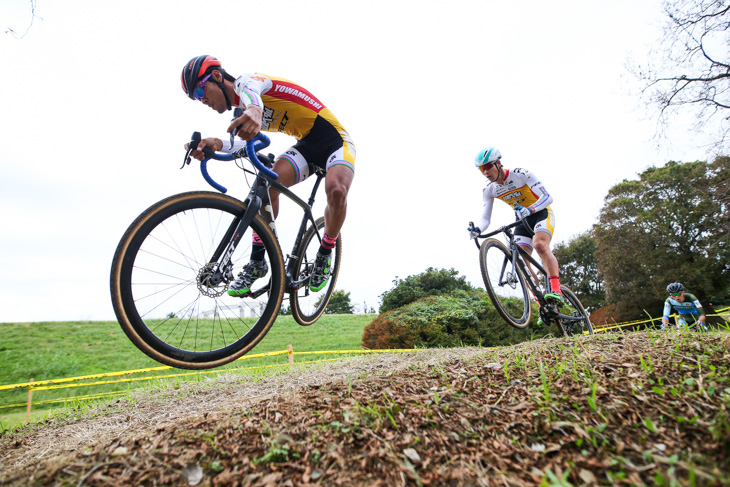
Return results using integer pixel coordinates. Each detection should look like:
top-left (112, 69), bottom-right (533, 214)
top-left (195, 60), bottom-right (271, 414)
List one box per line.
top-left (379, 268), bottom-right (473, 313)
top-left (363, 289), bottom-right (558, 350)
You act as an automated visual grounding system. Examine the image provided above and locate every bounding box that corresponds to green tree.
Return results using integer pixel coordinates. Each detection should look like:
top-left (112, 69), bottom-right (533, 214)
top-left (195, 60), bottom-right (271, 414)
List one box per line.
top-left (553, 231), bottom-right (606, 311)
top-left (379, 267), bottom-right (472, 312)
top-left (594, 158), bottom-right (729, 321)
top-left (315, 289), bottom-right (354, 314)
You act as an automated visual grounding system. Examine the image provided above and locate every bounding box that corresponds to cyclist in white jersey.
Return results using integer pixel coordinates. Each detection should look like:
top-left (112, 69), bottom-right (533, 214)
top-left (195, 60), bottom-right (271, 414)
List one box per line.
top-left (468, 147), bottom-right (563, 303)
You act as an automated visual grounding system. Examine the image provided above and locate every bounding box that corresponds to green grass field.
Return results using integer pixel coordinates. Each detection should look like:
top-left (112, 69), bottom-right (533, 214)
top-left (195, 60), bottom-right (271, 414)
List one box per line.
top-left (0, 313), bottom-right (376, 431)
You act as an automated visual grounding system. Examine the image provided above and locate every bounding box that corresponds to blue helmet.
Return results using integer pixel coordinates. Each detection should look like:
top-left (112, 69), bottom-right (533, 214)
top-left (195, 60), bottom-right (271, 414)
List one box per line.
top-left (667, 282), bottom-right (684, 294)
top-left (475, 147), bottom-right (502, 167)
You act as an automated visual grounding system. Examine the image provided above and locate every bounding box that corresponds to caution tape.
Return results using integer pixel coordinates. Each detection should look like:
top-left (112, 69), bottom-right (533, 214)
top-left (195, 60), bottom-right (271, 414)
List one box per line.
top-left (0, 349), bottom-right (417, 394)
top-left (0, 356), bottom-right (369, 410)
top-left (593, 306), bottom-right (729, 333)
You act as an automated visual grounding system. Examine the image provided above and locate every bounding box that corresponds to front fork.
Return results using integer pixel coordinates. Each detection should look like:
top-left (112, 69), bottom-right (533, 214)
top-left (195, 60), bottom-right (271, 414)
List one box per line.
top-left (200, 180), bottom-right (276, 289)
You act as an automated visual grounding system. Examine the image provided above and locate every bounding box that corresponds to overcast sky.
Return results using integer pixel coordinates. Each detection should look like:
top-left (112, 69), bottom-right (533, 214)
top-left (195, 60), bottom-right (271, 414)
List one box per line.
top-left (0, 0), bottom-right (715, 322)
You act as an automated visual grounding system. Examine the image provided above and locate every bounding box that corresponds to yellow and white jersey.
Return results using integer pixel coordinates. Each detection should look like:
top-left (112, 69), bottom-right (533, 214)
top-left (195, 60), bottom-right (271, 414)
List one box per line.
top-left (477, 168), bottom-right (553, 231)
top-left (233, 73), bottom-right (347, 140)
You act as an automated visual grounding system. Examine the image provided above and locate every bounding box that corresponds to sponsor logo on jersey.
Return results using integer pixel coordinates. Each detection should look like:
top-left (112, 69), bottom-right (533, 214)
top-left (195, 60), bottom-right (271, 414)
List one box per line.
top-left (278, 112), bottom-right (290, 132)
top-left (501, 191), bottom-right (523, 202)
top-left (261, 106), bottom-right (275, 130)
top-left (270, 81), bottom-right (324, 112)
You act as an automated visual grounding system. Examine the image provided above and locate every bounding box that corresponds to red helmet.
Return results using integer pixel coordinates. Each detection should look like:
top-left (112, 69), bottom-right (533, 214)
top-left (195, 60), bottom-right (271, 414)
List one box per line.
top-left (181, 55), bottom-right (222, 100)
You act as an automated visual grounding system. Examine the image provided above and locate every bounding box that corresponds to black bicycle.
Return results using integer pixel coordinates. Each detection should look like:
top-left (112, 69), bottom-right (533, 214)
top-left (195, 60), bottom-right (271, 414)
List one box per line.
top-left (110, 132), bottom-right (341, 369)
top-left (472, 219), bottom-right (593, 336)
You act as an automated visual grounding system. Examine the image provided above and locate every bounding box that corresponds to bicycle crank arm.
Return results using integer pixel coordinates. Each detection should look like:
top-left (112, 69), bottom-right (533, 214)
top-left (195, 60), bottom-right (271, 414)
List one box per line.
top-left (556, 313), bottom-right (583, 322)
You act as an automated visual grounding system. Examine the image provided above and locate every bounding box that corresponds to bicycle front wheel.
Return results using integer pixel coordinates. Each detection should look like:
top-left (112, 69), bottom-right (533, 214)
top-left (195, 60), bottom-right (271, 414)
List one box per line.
top-left (289, 217), bottom-right (341, 326)
top-left (556, 286), bottom-right (594, 336)
top-left (480, 238), bottom-right (532, 328)
top-left (110, 192), bottom-right (285, 369)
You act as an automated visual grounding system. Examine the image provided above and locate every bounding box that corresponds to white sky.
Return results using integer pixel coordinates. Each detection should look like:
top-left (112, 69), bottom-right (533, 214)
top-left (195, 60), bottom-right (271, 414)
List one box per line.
top-left (0, 0), bottom-right (716, 322)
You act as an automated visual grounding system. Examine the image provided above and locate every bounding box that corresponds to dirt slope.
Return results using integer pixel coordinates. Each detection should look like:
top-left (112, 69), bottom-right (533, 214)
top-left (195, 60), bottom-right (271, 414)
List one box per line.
top-left (1, 331), bottom-right (728, 486)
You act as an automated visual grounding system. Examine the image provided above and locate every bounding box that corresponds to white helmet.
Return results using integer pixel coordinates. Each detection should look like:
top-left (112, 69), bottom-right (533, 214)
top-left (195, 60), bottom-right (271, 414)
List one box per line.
top-left (475, 147), bottom-right (502, 167)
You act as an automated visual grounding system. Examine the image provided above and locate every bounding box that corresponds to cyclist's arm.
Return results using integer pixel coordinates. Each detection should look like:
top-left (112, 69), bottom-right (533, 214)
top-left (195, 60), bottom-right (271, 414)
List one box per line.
top-left (523, 169), bottom-right (553, 213)
top-left (662, 299), bottom-right (672, 326)
top-left (477, 190), bottom-right (494, 233)
top-left (228, 74), bottom-right (271, 140)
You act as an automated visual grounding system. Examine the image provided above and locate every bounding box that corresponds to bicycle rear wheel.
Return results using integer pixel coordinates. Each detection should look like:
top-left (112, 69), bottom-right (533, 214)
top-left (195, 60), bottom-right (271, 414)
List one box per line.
top-left (556, 286), bottom-right (593, 336)
top-left (110, 192), bottom-right (285, 369)
top-left (480, 238), bottom-right (532, 328)
top-left (289, 217), bottom-right (341, 326)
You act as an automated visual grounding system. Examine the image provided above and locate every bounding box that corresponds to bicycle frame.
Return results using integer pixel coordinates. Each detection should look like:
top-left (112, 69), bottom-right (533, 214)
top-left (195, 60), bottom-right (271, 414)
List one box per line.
top-left (474, 219), bottom-right (583, 326)
top-left (475, 222), bottom-right (547, 305)
top-left (188, 132), bottom-right (324, 297)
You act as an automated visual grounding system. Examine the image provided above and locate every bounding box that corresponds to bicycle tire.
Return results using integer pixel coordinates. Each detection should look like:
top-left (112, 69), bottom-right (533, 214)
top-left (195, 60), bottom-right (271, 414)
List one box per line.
top-left (480, 238), bottom-right (532, 328)
top-left (289, 217), bottom-right (341, 326)
top-left (110, 191), bottom-right (285, 370)
top-left (556, 286), bottom-right (594, 336)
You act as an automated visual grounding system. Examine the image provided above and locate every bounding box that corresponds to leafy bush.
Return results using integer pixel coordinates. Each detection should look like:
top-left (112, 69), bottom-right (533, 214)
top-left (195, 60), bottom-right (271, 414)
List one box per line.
top-left (363, 289), bottom-right (558, 350)
top-left (379, 268), bottom-right (473, 313)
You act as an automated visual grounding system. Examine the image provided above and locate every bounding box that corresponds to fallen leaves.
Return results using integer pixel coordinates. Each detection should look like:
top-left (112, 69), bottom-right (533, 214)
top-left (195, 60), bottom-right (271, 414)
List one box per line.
top-left (2, 331), bottom-right (729, 486)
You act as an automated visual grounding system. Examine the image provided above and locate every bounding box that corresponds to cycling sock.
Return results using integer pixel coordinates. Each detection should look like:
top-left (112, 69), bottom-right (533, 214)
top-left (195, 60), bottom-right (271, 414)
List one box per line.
top-left (548, 275), bottom-right (562, 294)
top-left (318, 232), bottom-right (337, 256)
top-left (251, 233), bottom-right (266, 261)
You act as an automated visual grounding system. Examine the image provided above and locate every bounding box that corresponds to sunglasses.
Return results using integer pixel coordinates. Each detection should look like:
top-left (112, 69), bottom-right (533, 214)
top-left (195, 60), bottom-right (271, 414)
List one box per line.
top-left (479, 163), bottom-right (495, 174)
top-left (193, 73), bottom-right (213, 100)
top-left (671, 292), bottom-right (683, 296)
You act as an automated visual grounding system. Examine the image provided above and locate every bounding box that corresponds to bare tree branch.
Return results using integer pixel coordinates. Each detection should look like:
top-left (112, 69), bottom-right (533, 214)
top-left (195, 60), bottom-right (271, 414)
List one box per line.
top-left (632, 0), bottom-right (730, 152)
top-left (4, 0), bottom-right (40, 39)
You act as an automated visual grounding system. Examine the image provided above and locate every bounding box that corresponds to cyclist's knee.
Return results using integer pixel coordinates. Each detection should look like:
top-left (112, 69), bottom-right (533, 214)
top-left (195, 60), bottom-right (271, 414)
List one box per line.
top-left (326, 183), bottom-right (348, 209)
top-left (533, 238), bottom-right (551, 255)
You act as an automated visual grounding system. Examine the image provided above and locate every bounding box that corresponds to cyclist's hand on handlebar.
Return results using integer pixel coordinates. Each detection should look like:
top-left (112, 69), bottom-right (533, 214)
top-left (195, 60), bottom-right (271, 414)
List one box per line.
top-left (515, 205), bottom-right (534, 220)
top-left (184, 137), bottom-right (223, 161)
top-left (467, 222), bottom-right (481, 239)
top-left (227, 105), bottom-right (263, 141)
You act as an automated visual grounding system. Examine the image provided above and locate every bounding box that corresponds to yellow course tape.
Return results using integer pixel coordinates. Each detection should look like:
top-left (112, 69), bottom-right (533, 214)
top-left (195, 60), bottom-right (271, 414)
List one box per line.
top-left (593, 306), bottom-right (730, 333)
top-left (0, 356), bottom-right (367, 410)
top-left (0, 349), bottom-right (418, 393)
top-left (1, 308), bottom-right (728, 399)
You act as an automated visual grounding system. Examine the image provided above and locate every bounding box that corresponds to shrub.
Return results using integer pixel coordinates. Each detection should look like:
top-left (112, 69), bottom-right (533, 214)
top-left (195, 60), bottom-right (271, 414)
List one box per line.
top-left (363, 289), bottom-right (558, 349)
top-left (379, 268), bottom-right (473, 313)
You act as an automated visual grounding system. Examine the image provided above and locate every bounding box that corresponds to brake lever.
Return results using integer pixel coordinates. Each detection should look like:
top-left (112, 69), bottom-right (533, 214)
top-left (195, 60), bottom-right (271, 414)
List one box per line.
top-left (181, 148), bottom-right (192, 169)
top-left (181, 131), bottom-right (203, 169)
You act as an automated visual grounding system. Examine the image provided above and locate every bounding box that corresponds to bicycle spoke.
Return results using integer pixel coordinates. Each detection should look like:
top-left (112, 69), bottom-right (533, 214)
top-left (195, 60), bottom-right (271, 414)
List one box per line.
top-left (111, 193), bottom-right (285, 369)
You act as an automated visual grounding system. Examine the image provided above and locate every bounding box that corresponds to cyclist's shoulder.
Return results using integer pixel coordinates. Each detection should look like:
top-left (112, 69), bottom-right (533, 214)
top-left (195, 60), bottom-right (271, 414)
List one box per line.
top-left (482, 181), bottom-right (500, 197)
top-left (684, 292), bottom-right (700, 302)
top-left (511, 167), bottom-right (535, 177)
top-left (235, 73), bottom-right (274, 91)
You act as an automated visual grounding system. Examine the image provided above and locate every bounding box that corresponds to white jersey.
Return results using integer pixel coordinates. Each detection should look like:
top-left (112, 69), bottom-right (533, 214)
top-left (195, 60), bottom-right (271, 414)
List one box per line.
top-left (477, 168), bottom-right (553, 232)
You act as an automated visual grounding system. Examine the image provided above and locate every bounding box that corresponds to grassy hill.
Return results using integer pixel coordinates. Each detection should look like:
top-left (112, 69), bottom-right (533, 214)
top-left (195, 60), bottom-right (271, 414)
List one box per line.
top-left (0, 314), bottom-right (376, 429)
top-left (1, 328), bottom-right (728, 486)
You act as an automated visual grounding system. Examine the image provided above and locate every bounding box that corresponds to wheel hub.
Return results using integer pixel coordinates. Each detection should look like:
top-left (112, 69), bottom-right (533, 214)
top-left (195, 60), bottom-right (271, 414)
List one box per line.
top-left (197, 263), bottom-right (232, 298)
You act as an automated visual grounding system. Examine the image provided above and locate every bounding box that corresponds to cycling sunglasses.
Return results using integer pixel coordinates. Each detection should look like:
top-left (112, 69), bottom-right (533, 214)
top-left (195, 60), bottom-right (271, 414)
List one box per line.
top-left (193, 73), bottom-right (213, 100)
top-left (671, 292), bottom-right (683, 296)
top-left (479, 163), bottom-right (495, 174)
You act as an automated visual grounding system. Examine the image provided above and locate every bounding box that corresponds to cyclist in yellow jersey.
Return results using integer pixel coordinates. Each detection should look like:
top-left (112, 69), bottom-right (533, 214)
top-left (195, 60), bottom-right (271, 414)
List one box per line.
top-left (181, 55), bottom-right (355, 295)
top-left (467, 147), bottom-right (564, 303)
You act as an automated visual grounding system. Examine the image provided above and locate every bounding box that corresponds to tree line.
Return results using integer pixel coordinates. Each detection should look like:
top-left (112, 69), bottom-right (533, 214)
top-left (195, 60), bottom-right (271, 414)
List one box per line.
top-left (554, 156), bottom-right (729, 322)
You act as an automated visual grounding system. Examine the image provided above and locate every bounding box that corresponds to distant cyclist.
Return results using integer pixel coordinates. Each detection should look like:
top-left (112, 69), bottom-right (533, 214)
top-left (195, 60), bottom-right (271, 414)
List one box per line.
top-left (468, 147), bottom-right (563, 302)
top-left (662, 282), bottom-right (708, 330)
top-left (181, 55), bottom-right (355, 296)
